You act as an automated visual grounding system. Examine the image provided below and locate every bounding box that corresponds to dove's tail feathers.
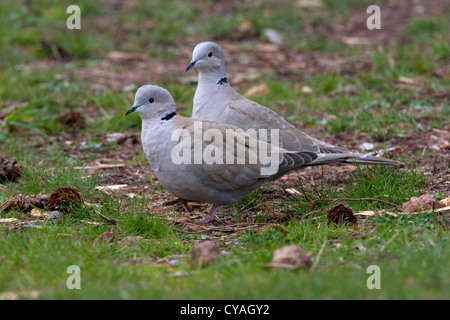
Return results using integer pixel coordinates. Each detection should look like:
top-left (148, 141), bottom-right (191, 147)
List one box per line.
top-left (310, 153), bottom-right (401, 166)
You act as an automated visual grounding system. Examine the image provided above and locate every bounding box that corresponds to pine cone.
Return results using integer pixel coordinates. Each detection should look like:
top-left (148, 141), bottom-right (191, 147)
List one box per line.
top-left (327, 203), bottom-right (357, 225)
top-left (0, 158), bottom-right (22, 183)
top-left (0, 193), bottom-right (49, 213)
top-left (47, 187), bottom-right (84, 213)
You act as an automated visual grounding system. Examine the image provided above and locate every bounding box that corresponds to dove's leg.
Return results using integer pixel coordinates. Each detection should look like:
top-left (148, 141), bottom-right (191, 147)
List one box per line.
top-left (196, 205), bottom-right (222, 224)
top-left (163, 197), bottom-right (193, 212)
top-left (163, 197), bottom-right (188, 206)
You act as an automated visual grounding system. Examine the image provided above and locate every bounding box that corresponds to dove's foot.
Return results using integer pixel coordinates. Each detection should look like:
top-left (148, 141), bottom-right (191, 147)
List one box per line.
top-left (163, 197), bottom-right (192, 211)
top-left (196, 205), bottom-right (223, 224)
top-left (163, 197), bottom-right (188, 206)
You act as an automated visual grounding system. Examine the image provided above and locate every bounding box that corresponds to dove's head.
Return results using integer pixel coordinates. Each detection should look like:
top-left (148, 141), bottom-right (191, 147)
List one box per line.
top-left (126, 85), bottom-right (176, 121)
top-left (186, 41), bottom-right (225, 74)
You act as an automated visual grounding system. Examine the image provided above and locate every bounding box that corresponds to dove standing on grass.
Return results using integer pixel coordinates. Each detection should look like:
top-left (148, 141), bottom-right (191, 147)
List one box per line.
top-left (186, 41), bottom-right (397, 165)
top-left (126, 85), bottom-right (343, 224)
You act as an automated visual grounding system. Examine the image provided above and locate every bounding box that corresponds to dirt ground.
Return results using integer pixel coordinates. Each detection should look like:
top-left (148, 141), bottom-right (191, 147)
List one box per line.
top-left (2, 0), bottom-right (449, 229)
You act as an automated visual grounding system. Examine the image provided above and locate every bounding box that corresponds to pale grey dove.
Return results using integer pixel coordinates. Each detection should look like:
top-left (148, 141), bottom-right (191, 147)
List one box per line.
top-left (126, 85), bottom-right (357, 224)
top-left (186, 41), bottom-right (398, 165)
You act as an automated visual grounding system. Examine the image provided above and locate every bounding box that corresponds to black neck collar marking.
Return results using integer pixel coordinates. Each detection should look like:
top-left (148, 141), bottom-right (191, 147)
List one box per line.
top-left (217, 76), bottom-right (228, 85)
top-left (161, 111), bottom-right (177, 121)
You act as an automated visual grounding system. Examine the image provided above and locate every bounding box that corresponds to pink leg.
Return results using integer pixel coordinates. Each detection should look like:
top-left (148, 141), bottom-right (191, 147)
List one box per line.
top-left (163, 197), bottom-right (188, 206)
top-left (196, 205), bottom-right (222, 224)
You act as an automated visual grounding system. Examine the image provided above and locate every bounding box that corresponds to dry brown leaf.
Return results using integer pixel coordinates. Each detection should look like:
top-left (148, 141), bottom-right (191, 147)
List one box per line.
top-left (398, 76), bottom-right (421, 85)
top-left (0, 290), bottom-right (40, 300)
top-left (186, 201), bottom-right (208, 208)
top-left (234, 19), bottom-right (256, 39)
top-left (96, 184), bottom-right (128, 191)
top-left (300, 85), bottom-right (313, 94)
top-left (297, 0), bottom-right (323, 8)
top-left (402, 194), bottom-right (445, 213)
top-left (268, 244), bottom-right (312, 270)
top-left (190, 241), bottom-right (219, 267)
top-left (74, 163), bottom-right (125, 170)
top-left (92, 231), bottom-right (115, 246)
top-left (165, 216), bottom-right (191, 224)
top-left (107, 51), bottom-right (148, 62)
top-left (0, 218), bottom-right (19, 223)
top-left (30, 208), bottom-right (43, 217)
top-left (245, 83), bottom-right (269, 98)
top-left (355, 210), bottom-right (397, 217)
top-left (341, 36), bottom-right (372, 46)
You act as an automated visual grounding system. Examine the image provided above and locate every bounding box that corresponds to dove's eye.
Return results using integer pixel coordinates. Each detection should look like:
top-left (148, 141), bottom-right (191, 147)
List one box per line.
top-left (149, 98), bottom-right (154, 103)
top-left (207, 51), bottom-right (213, 58)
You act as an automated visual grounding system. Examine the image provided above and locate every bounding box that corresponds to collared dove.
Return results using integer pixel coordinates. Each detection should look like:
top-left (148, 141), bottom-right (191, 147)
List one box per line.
top-left (186, 41), bottom-right (398, 165)
top-left (127, 85), bottom-right (371, 224)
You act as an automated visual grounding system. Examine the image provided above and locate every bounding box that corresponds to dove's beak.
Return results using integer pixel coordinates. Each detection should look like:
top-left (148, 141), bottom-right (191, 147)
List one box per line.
top-left (125, 104), bottom-right (140, 115)
top-left (185, 60), bottom-right (196, 72)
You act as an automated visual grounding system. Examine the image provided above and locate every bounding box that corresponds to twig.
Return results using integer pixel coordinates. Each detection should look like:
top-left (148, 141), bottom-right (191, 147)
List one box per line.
top-left (308, 197), bottom-right (401, 210)
top-left (380, 231), bottom-right (400, 251)
top-left (172, 222), bottom-right (285, 234)
top-left (97, 211), bottom-right (123, 225)
top-left (312, 238), bottom-right (327, 270)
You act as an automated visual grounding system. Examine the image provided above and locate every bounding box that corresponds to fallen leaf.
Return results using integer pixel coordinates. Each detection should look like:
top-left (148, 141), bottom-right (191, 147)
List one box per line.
top-left (245, 83), bottom-right (269, 98)
top-left (80, 220), bottom-right (101, 225)
top-left (186, 201), bottom-right (208, 208)
top-left (234, 19), bottom-right (256, 39)
top-left (267, 244), bottom-right (312, 270)
top-left (398, 76), bottom-right (421, 85)
top-left (74, 163), bottom-right (125, 170)
top-left (119, 236), bottom-right (146, 247)
top-left (97, 231), bottom-right (115, 244)
top-left (103, 133), bottom-right (138, 145)
top-left (341, 36), bottom-right (372, 46)
top-left (0, 290), bottom-right (40, 300)
top-left (165, 216), bottom-right (191, 224)
top-left (190, 241), bottom-right (219, 267)
top-left (438, 140), bottom-right (450, 150)
top-left (96, 184), bottom-right (128, 191)
top-left (263, 29), bottom-right (284, 46)
top-left (297, 0), bottom-right (323, 8)
top-left (107, 51), bottom-right (148, 62)
top-left (0, 218), bottom-right (19, 223)
top-left (300, 85), bottom-right (313, 94)
top-left (285, 188), bottom-right (302, 196)
top-left (402, 194), bottom-right (445, 213)
top-left (359, 142), bottom-right (375, 152)
top-left (30, 208), bottom-right (43, 217)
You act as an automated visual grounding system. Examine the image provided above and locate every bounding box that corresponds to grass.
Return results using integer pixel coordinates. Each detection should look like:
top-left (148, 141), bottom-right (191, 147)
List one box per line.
top-left (1, 197), bottom-right (448, 299)
top-left (0, 0), bottom-right (449, 300)
top-left (1, 146), bottom-right (447, 299)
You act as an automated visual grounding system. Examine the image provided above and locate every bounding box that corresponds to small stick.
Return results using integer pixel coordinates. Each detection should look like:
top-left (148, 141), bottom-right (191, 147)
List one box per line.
top-left (312, 238), bottom-right (327, 270)
top-left (308, 197), bottom-right (401, 210)
top-left (97, 211), bottom-right (122, 225)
